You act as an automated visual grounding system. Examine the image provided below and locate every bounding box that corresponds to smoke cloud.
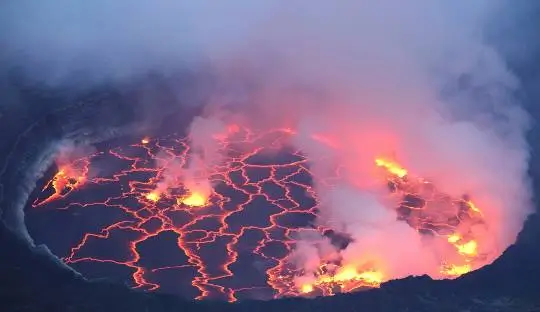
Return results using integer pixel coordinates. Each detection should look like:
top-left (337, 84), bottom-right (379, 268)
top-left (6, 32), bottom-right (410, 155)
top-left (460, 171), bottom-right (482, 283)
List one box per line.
top-left (150, 116), bottom-right (229, 202)
top-left (0, 0), bottom-right (276, 87)
top-left (2, 0), bottom-right (533, 289)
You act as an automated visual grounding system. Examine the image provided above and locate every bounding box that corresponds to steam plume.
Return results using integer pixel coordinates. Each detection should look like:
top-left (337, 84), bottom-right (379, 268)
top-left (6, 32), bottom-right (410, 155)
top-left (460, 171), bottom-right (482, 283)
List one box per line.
top-left (191, 0), bottom-right (533, 285)
top-left (151, 116), bottom-right (228, 204)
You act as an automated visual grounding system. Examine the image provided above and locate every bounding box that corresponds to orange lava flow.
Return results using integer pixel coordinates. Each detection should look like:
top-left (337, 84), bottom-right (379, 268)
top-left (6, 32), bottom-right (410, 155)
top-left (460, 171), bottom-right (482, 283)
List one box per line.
top-left (30, 128), bottom-right (488, 301)
top-left (33, 158), bottom-right (90, 207)
top-left (178, 192), bottom-right (209, 208)
top-left (374, 158), bottom-right (485, 277)
top-left (299, 265), bottom-right (384, 296)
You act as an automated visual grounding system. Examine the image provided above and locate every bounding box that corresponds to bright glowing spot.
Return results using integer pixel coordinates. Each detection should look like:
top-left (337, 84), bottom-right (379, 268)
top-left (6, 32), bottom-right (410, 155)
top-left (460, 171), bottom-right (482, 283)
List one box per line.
top-left (301, 284), bottom-right (314, 293)
top-left (356, 270), bottom-right (384, 285)
top-left (441, 264), bottom-right (471, 276)
top-left (467, 201), bottom-right (482, 215)
top-left (447, 234), bottom-right (461, 243)
top-left (141, 137), bottom-right (150, 144)
top-left (333, 267), bottom-right (360, 282)
top-left (456, 240), bottom-right (478, 256)
top-left (179, 192), bottom-right (208, 207)
top-left (305, 266), bottom-right (384, 294)
top-left (145, 192), bottom-right (160, 202)
top-left (375, 158), bottom-right (408, 178)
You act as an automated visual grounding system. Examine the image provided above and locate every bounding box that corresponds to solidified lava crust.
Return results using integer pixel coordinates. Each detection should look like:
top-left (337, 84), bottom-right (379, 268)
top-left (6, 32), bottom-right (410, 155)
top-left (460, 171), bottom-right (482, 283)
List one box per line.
top-left (26, 127), bottom-right (486, 302)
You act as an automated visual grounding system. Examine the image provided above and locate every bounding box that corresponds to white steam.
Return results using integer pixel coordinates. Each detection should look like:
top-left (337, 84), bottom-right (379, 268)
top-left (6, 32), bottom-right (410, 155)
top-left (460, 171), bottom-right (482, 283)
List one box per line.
top-left (152, 116), bottom-right (228, 199)
top-left (196, 0), bottom-right (531, 284)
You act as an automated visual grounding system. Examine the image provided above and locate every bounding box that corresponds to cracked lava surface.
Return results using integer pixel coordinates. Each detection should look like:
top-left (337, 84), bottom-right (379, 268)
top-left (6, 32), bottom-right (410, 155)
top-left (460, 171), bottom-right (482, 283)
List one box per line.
top-left (26, 127), bottom-right (487, 301)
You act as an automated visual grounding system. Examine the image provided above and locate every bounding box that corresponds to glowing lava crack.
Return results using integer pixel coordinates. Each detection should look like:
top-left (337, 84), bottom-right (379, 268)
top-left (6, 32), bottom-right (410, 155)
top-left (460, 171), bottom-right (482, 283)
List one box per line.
top-left (29, 127), bottom-right (489, 301)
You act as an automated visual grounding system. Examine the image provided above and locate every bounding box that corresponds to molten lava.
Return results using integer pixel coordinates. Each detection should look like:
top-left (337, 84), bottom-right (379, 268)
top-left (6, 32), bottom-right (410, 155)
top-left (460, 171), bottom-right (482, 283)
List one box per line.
top-left (178, 191), bottom-right (209, 207)
top-left (383, 158), bottom-right (482, 252)
top-left (34, 158), bottom-right (90, 207)
top-left (301, 266), bottom-right (384, 296)
top-left (145, 191), bottom-right (161, 202)
top-left (372, 157), bottom-right (485, 279)
top-left (288, 157), bottom-right (487, 295)
top-left (375, 158), bottom-right (408, 178)
top-left (30, 127), bottom-right (492, 301)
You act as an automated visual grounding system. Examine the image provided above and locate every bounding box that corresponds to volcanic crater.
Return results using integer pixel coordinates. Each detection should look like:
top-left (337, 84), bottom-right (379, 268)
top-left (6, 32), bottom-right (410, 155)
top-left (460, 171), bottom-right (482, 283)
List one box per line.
top-left (23, 114), bottom-right (495, 302)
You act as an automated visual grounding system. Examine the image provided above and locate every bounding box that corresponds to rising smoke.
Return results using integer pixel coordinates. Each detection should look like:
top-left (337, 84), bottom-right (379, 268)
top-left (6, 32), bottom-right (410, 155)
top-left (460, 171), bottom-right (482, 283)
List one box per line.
top-left (1, 0), bottom-right (533, 287)
top-left (195, 1), bottom-right (532, 283)
top-left (184, 0), bottom-right (533, 285)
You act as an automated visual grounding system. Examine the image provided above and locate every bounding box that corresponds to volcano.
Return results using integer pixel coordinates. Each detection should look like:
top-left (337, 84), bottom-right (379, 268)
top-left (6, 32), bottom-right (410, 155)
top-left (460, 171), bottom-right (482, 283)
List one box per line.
top-left (2, 1), bottom-right (540, 311)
